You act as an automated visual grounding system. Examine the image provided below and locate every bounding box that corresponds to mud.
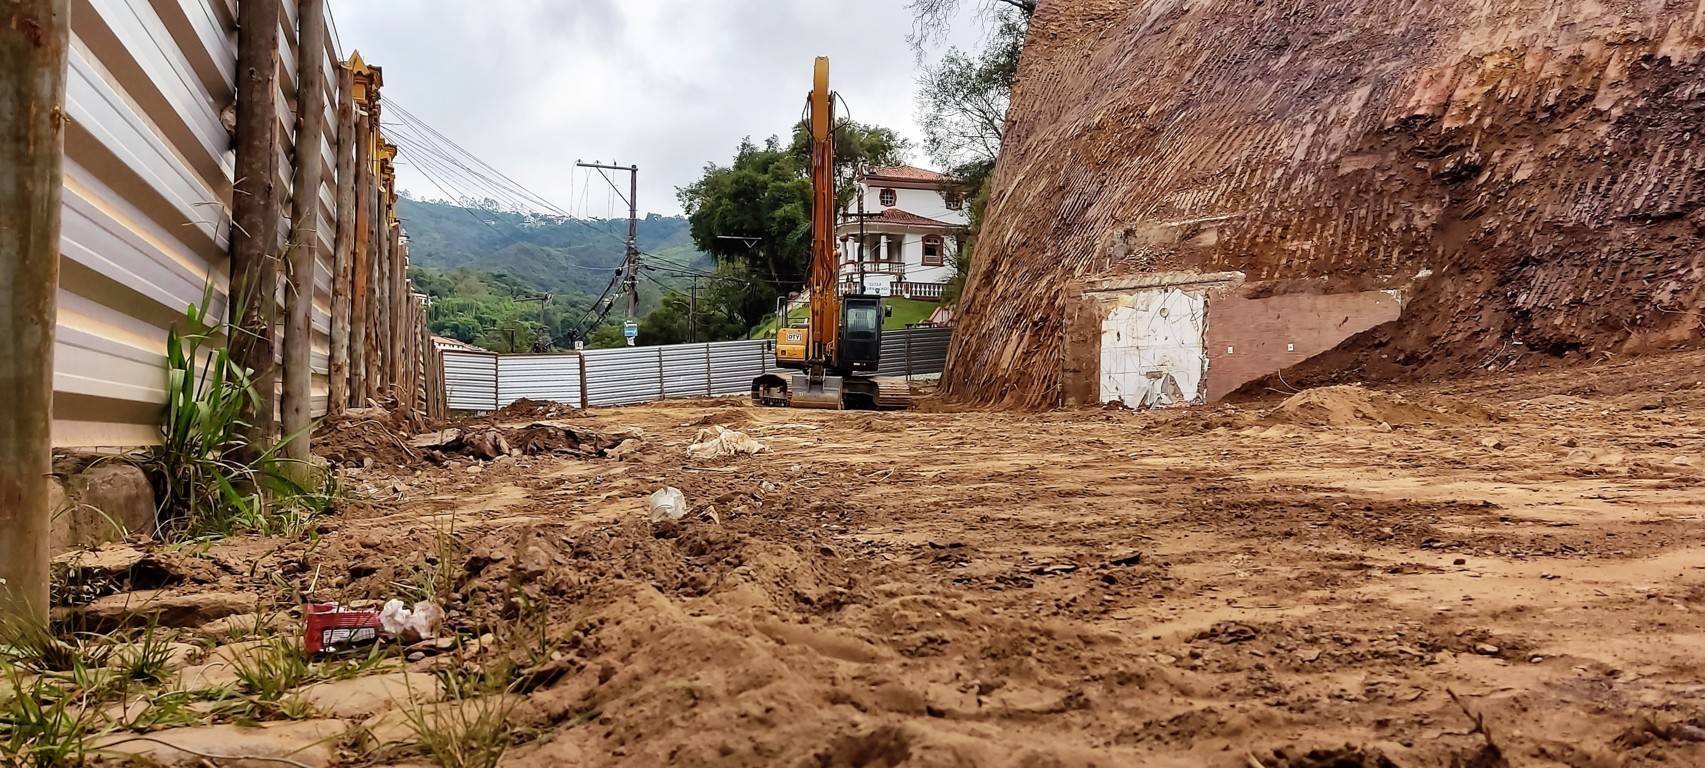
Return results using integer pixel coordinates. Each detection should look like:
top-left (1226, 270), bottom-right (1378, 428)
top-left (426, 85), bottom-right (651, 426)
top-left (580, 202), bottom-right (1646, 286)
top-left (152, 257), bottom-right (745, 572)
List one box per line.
top-left (81, 349), bottom-right (1705, 766)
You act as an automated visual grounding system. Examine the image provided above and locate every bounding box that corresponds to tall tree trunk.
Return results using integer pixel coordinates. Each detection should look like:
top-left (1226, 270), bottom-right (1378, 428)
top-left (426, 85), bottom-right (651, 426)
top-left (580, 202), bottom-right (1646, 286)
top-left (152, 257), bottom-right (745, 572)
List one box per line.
top-left (350, 114), bottom-right (371, 406)
top-left (328, 63), bottom-right (355, 416)
top-left (387, 223), bottom-right (403, 397)
top-left (0, 0), bottom-right (69, 628)
top-left (229, 0), bottom-right (282, 458)
top-left (281, 0), bottom-right (328, 463)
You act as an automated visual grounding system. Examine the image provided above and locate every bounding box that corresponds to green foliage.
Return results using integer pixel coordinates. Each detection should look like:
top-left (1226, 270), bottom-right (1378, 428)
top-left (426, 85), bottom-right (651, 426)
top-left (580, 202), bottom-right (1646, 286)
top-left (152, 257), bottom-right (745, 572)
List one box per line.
top-left (942, 169), bottom-right (995, 305)
top-left (402, 692), bottom-right (514, 768)
top-left (0, 663), bottom-right (95, 768)
top-left (788, 119), bottom-right (914, 205)
top-left (413, 267), bottom-right (590, 352)
top-left (398, 197), bottom-right (706, 297)
top-left (675, 119), bottom-right (915, 340)
top-left (148, 289), bottom-right (336, 540)
top-left (915, 10), bottom-right (1026, 173)
top-left (636, 261), bottom-right (781, 346)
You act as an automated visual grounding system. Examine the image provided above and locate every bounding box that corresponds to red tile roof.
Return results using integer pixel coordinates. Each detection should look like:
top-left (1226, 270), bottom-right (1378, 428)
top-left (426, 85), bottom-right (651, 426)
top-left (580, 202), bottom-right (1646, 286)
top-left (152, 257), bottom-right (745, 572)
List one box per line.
top-left (864, 165), bottom-right (953, 183)
top-left (862, 208), bottom-right (963, 228)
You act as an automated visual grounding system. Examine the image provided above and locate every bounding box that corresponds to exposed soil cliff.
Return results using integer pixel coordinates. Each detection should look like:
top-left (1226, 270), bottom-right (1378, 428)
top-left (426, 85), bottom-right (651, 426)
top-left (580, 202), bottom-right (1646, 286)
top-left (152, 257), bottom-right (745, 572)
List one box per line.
top-left (944, 0), bottom-right (1705, 407)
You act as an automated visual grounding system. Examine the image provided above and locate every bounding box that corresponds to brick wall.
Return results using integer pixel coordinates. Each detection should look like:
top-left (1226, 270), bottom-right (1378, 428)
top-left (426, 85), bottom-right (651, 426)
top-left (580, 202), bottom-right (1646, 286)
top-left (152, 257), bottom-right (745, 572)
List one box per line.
top-left (1205, 291), bottom-right (1401, 401)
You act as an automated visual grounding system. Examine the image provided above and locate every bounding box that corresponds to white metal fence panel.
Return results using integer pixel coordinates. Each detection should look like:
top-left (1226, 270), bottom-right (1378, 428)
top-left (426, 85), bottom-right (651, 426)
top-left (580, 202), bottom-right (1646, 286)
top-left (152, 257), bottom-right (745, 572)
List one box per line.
top-left (707, 339), bottom-right (774, 395)
top-left (443, 350), bottom-right (498, 412)
top-left (582, 347), bottom-right (665, 406)
top-left (56, 0), bottom-right (344, 447)
top-left (497, 354), bottom-right (582, 407)
top-left (660, 345), bottom-right (710, 400)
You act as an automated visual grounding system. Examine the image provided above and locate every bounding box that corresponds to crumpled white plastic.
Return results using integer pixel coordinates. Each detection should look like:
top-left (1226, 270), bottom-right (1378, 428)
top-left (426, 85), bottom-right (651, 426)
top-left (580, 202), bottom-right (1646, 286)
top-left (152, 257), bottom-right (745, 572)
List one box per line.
top-left (685, 425), bottom-right (769, 460)
top-left (378, 599), bottom-right (445, 641)
top-left (647, 486), bottom-right (689, 523)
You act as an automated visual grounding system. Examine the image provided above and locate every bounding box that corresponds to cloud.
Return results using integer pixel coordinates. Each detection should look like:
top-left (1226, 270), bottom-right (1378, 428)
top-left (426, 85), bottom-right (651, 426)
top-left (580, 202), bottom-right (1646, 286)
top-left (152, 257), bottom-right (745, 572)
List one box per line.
top-left (329, 0), bottom-right (982, 218)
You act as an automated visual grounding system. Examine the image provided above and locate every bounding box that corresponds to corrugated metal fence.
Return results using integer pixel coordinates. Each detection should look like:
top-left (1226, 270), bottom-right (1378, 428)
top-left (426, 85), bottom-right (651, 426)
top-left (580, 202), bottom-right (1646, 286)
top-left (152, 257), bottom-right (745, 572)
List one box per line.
top-left (441, 327), bottom-right (952, 411)
top-left (57, 1), bottom-right (344, 447)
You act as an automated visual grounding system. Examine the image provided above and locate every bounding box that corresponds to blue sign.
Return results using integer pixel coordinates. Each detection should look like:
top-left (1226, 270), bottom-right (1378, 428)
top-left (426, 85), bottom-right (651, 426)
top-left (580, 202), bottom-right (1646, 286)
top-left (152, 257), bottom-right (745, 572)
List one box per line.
top-left (623, 321), bottom-right (638, 339)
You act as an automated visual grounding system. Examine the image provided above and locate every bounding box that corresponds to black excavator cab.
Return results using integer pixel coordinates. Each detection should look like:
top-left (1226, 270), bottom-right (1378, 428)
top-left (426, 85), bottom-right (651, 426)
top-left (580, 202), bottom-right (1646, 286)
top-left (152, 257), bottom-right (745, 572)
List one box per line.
top-left (839, 294), bottom-right (885, 374)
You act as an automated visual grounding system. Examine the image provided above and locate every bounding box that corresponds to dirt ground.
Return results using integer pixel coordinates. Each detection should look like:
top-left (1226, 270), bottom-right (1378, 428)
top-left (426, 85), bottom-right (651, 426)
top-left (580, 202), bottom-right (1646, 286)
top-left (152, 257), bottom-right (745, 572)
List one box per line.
top-left (68, 349), bottom-right (1705, 767)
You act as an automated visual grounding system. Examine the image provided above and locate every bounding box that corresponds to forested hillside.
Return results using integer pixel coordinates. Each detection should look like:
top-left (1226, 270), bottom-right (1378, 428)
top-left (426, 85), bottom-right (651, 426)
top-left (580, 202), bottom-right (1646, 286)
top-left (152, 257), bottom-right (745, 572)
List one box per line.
top-left (397, 195), bottom-right (709, 296)
top-left (398, 195), bottom-right (712, 349)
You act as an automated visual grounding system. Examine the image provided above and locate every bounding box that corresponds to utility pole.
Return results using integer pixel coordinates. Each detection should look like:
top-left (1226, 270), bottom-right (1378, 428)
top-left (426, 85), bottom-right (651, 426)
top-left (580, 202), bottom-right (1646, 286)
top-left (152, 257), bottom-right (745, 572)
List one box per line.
top-left (576, 161), bottom-right (639, 344)
top-left (1, 0), bottom-right (70, 629)
top-left (688, 278), bottom-right (699, 344)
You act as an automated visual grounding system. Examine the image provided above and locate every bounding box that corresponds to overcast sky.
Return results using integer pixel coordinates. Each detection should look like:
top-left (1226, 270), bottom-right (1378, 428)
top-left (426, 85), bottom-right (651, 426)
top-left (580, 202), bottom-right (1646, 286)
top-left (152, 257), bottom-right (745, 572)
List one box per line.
top-left (329, 1), bottom-right (983, 218)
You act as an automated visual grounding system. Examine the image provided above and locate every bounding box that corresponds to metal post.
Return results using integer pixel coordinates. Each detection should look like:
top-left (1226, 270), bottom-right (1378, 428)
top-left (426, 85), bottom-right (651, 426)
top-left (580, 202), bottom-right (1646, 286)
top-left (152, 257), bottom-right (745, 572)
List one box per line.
top-left (0, 0), bottom-right (70, 628)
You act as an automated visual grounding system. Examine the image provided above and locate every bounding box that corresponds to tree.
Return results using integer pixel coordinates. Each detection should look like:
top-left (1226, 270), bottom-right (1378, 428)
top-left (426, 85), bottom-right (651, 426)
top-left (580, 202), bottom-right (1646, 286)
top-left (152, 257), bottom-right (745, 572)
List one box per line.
top-left (910, 0), bottom-right (1034, 305)
top-left (788, 119), bottom-right (912, 205)
top-left (676, 122), bottom-right (914, 337)
top-left (907, 0), bottom-right (1036, 52)
top-left (915, 10), bottom-right (1026, 174)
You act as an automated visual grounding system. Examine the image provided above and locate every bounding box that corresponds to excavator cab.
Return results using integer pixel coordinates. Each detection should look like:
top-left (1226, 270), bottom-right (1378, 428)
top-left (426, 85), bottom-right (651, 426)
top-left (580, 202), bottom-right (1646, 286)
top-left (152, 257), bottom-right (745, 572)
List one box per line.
top-left (839, 294), bottom-right (883, 373)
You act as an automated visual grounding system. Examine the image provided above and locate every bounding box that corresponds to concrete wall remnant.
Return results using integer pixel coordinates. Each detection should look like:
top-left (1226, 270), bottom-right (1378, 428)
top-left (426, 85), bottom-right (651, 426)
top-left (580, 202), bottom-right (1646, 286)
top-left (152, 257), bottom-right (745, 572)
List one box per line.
top-left (1063, 272), bottom-right (1401, 407)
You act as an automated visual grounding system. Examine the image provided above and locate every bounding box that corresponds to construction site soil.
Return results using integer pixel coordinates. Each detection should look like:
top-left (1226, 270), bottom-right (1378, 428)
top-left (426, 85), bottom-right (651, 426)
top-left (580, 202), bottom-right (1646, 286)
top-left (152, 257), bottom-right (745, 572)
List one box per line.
top-left (73, 350), bottom-right (1705, 767)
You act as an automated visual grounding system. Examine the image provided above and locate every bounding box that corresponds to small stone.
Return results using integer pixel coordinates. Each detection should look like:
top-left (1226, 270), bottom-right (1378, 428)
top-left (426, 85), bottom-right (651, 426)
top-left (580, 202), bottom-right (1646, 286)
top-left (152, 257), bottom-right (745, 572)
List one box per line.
top-left (1297, 648), bottom-right (1322, 662)
top-left (1453, 558), bottom-right (1467, 566)
top-left (465, 464), bottom-right (484, 474)
top-left (1474, 643), bottom-right (1500, 656)
top-left (407, 651), bottom-right (425, 662)
top-left (1479, 437), bottom-right (1505, 451)
top-left (1529, 655), bottom-right (1544, 664)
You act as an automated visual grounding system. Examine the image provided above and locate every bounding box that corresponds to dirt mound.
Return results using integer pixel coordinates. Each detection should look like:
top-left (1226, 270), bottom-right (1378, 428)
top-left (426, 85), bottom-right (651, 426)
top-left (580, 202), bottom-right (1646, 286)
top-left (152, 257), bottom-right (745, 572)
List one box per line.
top-left (1265, 386), bottom-right (1489, 429)
top-left (316, 411), bottom-right (422, 468)
top-left (850, 415), bottom-right (904, 433)
top-left (688, 408), bottom-right (754, 428)
top-left (488, 398), bottom-right (581, 422)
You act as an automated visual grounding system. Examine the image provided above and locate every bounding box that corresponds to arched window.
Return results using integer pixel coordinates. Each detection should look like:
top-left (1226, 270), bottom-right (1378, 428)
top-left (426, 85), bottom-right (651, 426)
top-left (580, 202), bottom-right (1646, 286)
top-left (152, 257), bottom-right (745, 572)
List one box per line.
top-left (921, 235), bottom-right (944, 267)
top-left (879, 188), bottom-right (897, 207)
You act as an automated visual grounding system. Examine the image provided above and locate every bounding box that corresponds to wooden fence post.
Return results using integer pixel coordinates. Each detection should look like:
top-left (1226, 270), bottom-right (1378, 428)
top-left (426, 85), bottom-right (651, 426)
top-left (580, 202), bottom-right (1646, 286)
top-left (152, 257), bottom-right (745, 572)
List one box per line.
top-left (0, 0), bottom-right (70, 628)
top-left (228, 0), bottom-right (282, 456)
top-left (281, 0), bottom-right (327, 462)
top-left (328, 62), bottom-right (355, 416)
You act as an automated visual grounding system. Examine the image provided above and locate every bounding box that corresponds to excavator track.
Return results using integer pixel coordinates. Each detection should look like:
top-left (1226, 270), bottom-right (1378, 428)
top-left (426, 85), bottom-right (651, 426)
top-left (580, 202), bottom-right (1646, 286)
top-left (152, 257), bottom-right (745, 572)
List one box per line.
top-left (875, 377), bottom-right (913, 410)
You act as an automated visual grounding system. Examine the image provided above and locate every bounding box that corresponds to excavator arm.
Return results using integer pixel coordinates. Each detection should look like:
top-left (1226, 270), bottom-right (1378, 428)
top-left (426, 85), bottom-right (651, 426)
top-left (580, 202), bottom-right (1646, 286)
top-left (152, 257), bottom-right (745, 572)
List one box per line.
top-left (805, 57), bottom-right (840, 370)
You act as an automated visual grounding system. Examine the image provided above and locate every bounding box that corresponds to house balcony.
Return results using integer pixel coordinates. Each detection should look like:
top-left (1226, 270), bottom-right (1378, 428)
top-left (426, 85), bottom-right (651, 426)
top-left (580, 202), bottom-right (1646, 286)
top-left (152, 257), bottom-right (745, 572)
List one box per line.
top-left (838, 280), bottom-right (947, 301)
top-left (839, 259), bottom-right (906, 276)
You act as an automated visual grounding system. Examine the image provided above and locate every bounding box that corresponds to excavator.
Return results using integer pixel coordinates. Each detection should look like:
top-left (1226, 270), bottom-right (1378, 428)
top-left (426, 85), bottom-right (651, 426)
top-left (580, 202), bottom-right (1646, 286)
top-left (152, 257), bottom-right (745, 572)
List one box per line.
top-left (751, 58), bottom-right (909, 411)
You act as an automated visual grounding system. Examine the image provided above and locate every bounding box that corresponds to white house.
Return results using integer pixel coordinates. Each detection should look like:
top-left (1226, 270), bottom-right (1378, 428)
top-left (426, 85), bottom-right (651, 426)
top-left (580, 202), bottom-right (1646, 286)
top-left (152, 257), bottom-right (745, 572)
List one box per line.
top-left (835, 166), bottom-right (968, 301)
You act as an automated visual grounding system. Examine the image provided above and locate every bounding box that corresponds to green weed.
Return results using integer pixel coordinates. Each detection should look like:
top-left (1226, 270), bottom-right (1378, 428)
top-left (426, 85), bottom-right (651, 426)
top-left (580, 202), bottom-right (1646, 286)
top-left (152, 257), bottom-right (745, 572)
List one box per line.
top-left (0, 662), bottom-right (97, 767)
top-left (147, 286), bottom-right (339, 540)
top-left (401, 693), bottom-right (516, 768)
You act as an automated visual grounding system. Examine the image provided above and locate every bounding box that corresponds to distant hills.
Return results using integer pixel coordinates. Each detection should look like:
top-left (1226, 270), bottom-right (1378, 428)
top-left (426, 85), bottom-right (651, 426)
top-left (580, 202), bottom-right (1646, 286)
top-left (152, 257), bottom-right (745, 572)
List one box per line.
top-left (397, 195), bottom-right (711, 296)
